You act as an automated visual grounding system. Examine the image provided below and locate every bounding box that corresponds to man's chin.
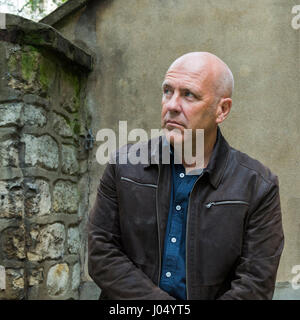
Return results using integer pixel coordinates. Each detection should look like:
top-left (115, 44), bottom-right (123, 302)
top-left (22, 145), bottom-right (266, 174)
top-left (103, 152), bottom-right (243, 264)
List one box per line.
top-left (163, 128), bottom-right (184, 146)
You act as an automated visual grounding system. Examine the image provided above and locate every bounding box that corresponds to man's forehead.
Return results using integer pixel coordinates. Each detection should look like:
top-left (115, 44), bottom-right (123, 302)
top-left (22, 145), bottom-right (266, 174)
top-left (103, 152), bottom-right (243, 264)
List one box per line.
top-left (168, 52), bottom-right (214, 71)
top-left (167, 59), bottom-right (205, 74)
top-left (165, 52), bottom-right (225, 83)
top-left (163, 67), bottom-right (210, 87)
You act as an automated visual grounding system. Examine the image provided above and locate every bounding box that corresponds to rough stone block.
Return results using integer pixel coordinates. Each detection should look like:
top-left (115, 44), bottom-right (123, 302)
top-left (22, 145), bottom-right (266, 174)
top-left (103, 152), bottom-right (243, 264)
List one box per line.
top-left (7, 45), bottom-right (48, 95)
top-left (0, 139), bottom-right (19, 167)
top-left (0, 180), bottom-right (23, 219)
top-left (47, 263), bottom-right (69, 296)
top-left (53, 180), bottom-right (79, 214)
top-left (27, 223), bottom-right (65, 261)
top-left (23, 94), bottom-right (50, 109)
top-left (72, 262), bottom-right (80, 291)
top-left (22, 134), bottom-right (59, 170)
top-left (53, 113), bottom-right (73, 137)
top-left (11, 271), bottom-right (24, 290)
top-left (0, 269), bottom-right (24, 300)
top-left (28, 268), bottom-right (43, 287)
top-left (0, 102), bottom-right (23, 127)
top-left (61, 144), bottom-right (79, 175)
top-left (10, 46), bottom-right (40, 84)
top-left (25, 179), bottom-right (51, 217)
top-left (67, 226), bottom-right (80, 254)
top-left (23, 104), bottom-right (47, 127)
top-left (2, 226), bottom-right (26, 260)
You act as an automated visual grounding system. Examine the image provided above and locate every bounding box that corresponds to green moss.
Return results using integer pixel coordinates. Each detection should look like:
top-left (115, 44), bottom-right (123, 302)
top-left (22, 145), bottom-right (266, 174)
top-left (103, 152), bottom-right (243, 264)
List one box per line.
top-left (64, 70), bottom-right (80, 95)
top-left (8, 54), bottom-right (18, 73)
top-left (67, 117), bottom-right (81, 136)
top-left (73, 119), bottom-right (81, 135)
top-left (60, 68), bottom-right (81, 112)
top-left (65, 116), bottom-right (71, 125)
top-left (39, 56), bottom-right (56, 92)
top-left (71, 79), bottom-right (80, 112)
top-left (64, 115), bottom-right (81, 136)
top-left (23, 32), bottom-right (47, 46)
top-left (24, 45), bottom-right (38, 53)
top-left (21, 47), bottom-right (39, 83)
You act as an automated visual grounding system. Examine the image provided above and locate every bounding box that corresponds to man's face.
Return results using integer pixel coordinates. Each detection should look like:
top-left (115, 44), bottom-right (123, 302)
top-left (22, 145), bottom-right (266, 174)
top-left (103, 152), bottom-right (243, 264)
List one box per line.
top-left (161, 60), bottom-right (219, 146)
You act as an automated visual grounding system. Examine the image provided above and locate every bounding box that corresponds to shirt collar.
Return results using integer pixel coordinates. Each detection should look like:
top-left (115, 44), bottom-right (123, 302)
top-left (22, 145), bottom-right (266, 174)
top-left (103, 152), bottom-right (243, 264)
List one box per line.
top-left (169, 145), bottom-right (203, 176)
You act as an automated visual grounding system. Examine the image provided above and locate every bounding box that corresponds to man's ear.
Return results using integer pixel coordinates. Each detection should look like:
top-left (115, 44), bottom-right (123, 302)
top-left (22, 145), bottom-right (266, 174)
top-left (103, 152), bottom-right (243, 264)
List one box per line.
top-left (216, 98), bottom-right (232, 124)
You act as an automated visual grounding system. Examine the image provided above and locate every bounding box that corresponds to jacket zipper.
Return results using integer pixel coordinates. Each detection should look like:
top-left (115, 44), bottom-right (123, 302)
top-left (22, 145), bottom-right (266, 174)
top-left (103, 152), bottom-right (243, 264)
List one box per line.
top-left (186, 171), bottom-right (204, 300)
top-left (156, 165), bottom-right (162, 285)
top-left (205, 200), bottom-right (249, 209)
top-left (120, 176), bottom-right (157, 188)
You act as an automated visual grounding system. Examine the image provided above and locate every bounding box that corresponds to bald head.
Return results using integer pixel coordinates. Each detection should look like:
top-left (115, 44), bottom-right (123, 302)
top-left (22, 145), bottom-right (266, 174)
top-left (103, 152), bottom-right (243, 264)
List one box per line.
top-left (168, 52), bottom-right (234, 100)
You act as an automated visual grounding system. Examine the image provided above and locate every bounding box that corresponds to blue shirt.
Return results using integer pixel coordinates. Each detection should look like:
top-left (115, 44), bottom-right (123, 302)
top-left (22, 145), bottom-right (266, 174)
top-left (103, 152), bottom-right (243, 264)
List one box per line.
top-left (159, 158), bottom-right (200, 300)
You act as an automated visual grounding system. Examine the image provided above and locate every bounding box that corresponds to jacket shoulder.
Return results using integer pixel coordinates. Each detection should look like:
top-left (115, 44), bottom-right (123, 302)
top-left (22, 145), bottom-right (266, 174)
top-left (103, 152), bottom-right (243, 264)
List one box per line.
top-left (230, 147), bottom-right (278, 186)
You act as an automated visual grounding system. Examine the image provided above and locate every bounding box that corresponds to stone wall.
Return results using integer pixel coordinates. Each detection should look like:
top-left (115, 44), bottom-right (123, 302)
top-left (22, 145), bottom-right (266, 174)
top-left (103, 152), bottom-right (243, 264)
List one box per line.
top-left (0, 15), bottom-right (92, 299)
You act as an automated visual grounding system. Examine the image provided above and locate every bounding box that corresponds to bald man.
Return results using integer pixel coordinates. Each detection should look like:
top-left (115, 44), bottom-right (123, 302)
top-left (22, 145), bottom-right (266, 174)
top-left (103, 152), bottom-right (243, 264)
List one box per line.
top-left (88, 52), bottom-right (284, 300)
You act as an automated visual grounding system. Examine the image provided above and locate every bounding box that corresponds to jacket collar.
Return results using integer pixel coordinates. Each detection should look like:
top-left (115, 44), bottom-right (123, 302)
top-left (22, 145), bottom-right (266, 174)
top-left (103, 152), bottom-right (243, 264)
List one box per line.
top-left (142, 134), bottom-right (170, 168)
top-left (144, 126), bottom-right (230, 189)
top-left (204, 126), bottom-right (230, 189)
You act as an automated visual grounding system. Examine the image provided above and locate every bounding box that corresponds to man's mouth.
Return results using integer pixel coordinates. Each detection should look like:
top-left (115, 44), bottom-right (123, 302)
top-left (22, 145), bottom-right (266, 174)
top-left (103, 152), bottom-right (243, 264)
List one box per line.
top-left (165, 120), bottom-right (185, 129)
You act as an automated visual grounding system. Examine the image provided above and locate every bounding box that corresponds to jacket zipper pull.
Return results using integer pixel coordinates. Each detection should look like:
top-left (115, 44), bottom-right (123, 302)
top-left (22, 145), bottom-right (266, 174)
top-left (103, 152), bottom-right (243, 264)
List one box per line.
top-left (206, 202), bottom-right (214, 208)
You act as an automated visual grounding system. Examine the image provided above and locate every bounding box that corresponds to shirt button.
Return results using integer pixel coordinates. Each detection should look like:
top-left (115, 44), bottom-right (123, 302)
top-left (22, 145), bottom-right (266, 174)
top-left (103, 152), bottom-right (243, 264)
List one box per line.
top-left (176, 205), bottom-right (181, 211)
top-left (166, 272), bottom-right (171, 278)
top-left (171, 237), bottom-right (177, 243)
top-left (179, 173), bottom-right (185, 178)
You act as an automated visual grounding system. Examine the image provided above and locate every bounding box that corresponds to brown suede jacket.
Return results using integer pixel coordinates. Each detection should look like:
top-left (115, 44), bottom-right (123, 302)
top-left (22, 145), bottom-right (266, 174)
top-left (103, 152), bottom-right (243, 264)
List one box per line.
top-left (88, 128), bottom-right (284, 300)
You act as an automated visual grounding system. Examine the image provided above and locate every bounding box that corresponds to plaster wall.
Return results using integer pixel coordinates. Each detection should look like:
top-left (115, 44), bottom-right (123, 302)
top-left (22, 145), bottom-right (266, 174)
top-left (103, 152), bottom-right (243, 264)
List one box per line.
top-left (55, 0), bottom-right (300, 299)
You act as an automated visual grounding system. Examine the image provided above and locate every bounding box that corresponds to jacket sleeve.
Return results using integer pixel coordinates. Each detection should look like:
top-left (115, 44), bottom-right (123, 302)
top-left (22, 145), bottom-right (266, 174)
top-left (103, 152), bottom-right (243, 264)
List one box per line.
top-left (218, 176), bottom-right (284, 300)
top-left (88, 162), bottom-right (175, 300)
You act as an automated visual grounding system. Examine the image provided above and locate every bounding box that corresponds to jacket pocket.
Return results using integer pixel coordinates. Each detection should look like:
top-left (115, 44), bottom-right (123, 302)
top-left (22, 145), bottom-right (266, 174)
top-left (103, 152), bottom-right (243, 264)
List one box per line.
top-left (205, 200), bottom-right (249, 209)
top-left (120, 176), bottom-right (157, 189)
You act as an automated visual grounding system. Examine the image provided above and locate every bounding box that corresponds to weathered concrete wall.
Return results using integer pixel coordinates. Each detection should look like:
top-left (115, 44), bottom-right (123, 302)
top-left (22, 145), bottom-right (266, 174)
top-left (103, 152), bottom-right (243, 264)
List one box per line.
top-left (54, 0), bottom-right (300, 299)
top-left (0, 15), bottom-right (92, 299)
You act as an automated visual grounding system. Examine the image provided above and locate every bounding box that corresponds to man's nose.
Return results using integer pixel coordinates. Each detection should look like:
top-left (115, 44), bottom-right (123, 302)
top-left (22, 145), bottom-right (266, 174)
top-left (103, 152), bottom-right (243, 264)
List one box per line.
top-left (165, 92), bottom-right (182, 113)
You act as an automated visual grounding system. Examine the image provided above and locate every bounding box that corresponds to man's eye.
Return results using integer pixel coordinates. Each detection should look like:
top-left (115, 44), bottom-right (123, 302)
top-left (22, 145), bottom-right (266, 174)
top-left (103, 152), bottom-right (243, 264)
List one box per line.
top-left (185, 91), bottom-right (194, 98)
top-left (163, 88), bottom-right (171, 95)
